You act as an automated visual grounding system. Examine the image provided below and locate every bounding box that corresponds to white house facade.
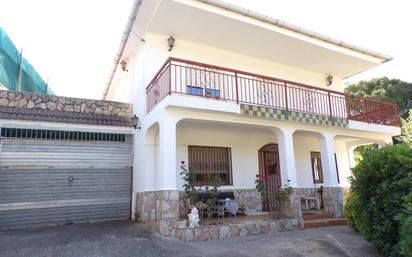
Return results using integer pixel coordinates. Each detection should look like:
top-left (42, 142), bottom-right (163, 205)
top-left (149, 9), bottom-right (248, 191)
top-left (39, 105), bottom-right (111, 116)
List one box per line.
top-left (104, 0), bottom-right (401, 238)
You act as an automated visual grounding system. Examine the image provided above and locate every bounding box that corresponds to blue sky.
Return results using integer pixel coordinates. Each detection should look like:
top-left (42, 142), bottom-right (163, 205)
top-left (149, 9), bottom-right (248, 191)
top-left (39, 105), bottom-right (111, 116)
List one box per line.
top-left (1, 0), bottom-right (410, 99)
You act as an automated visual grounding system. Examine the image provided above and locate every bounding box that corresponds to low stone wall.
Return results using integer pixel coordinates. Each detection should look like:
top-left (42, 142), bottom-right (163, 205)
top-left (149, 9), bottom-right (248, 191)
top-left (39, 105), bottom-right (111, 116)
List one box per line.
top-left (175, 218), bottom-right (299, 242)
top-left (136, 187), bottom-right (355, 241)
top-left (0, 90), bottom-right (132, 117)
top-left (135, 187), bottom-right (348, 239)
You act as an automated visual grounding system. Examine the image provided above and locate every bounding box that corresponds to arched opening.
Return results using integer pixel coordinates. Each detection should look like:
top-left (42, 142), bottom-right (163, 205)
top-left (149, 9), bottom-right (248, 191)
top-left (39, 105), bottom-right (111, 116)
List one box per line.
top-left (258, 143), bottom-right (281, 211)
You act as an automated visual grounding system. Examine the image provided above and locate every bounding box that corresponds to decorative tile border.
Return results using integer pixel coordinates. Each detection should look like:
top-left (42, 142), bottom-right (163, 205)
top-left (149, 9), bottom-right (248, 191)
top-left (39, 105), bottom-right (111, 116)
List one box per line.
top-left (240, 104), bottom-right (348, 128)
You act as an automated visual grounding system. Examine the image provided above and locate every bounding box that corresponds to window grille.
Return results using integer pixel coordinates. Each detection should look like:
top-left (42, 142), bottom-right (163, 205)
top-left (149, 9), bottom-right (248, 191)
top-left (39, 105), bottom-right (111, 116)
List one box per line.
top-left (0, 128), bottom-right (126, 142)
top-left (310, 151), bottom-right (324, 183)
top-left (188, 145), bottom-right (232, 186)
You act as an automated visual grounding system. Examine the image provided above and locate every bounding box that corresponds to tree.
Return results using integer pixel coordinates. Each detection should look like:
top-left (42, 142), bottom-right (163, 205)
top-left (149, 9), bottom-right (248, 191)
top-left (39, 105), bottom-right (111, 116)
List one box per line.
top-left (345, 77), bottom-right (412, 118)
top-left (401, 110), bottom-right (412, 144)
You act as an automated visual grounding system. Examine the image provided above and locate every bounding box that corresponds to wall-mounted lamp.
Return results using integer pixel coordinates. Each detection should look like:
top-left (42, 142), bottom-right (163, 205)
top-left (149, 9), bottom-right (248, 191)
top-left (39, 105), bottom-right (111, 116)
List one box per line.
top-left (131, 114), bottom-right (140, 129)
top-left (326, 74), bottom-right (333, 86)
top-left (120, 60), bottom-right (128, 72)
top-left (168, 36), bottom-right (175, 51)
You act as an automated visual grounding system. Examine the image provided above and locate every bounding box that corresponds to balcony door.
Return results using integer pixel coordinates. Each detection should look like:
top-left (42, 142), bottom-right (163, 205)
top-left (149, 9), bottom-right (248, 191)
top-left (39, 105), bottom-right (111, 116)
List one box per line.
top-left (258, 144), bottom-right (281, 211)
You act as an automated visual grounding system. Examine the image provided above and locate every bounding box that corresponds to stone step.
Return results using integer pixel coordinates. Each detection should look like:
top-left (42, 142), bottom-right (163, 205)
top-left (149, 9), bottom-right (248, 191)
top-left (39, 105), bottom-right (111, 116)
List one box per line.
top-left (303, 213), bottom-right (333, 221)
top-left (304, 218), bottom-right (347, 229)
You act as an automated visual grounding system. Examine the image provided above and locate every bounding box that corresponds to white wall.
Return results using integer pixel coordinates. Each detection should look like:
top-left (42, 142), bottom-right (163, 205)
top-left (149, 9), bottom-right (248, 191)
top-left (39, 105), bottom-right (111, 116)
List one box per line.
top-left (173, 122), bottom-right (354, 191)
top-left (176, 122), bottom-right (277, 190)
top-left (334, 140), bottom-right (351, 187)
top-left (293, 134), bottom-right (321, 187)
top-left (293, 133), bottom-right (352, 188)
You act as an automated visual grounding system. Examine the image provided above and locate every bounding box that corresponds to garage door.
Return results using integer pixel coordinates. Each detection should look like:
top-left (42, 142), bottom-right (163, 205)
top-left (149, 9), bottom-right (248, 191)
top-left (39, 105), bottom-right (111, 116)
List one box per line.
top-left (0, 128), bottom-right (133, 230)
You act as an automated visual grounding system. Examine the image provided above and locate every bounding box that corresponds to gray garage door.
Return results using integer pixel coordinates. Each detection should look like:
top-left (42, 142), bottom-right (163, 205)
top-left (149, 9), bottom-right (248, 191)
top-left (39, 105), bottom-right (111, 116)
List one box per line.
top-left (0, 128), bottom-right (133, 230)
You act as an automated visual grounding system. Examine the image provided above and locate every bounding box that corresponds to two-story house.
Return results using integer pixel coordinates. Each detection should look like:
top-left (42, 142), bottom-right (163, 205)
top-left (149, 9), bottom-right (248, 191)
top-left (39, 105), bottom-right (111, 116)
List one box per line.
top-left (104, 0), bottom-right (401, 238)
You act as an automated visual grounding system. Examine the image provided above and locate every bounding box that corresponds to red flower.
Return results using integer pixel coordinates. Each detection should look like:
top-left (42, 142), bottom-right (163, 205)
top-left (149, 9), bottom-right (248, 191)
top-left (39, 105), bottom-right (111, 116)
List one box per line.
top-left (181, 160), bottom-right (185, 164)
top-left (262, 175), bottom-right (267, 180)
top-left (256, 174), bottom-right (260, 178)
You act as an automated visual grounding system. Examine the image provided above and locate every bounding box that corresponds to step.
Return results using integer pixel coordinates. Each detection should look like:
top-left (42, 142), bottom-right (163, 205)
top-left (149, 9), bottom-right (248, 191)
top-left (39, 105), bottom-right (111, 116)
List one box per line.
top-left (303, 213), bottom-right (332, 221)
top-left (302, 210), bottom-right (333, 220)
top-left (304, 218), bottom-right (347, 229)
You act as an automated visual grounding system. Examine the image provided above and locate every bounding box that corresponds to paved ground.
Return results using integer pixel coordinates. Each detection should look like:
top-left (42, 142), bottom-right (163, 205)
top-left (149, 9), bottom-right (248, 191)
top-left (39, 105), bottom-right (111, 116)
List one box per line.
top-left (0, 221), bottom-right (381, 257)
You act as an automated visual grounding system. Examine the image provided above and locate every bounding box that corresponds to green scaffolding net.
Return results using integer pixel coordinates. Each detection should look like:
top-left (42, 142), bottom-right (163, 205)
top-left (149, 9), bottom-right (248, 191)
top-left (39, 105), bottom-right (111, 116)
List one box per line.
top-left (0, 28), bottom-right (53, 94)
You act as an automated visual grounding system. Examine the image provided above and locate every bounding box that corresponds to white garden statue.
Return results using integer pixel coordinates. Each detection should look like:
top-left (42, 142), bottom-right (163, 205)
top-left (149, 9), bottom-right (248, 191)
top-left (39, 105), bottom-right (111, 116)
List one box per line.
top-left (188, 207), bottom-right (200, 228)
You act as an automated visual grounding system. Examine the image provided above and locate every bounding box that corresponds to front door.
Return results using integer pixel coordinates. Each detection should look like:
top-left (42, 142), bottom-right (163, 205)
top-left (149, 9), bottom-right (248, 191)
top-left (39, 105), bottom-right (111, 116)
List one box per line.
top-left (258, 144), bottom-right (281, 211)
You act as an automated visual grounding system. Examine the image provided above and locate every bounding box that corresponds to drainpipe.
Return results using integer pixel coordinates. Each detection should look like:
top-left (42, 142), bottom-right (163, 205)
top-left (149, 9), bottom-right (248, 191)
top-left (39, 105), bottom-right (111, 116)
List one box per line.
top-left (102, 0), bottom-right (143, 100)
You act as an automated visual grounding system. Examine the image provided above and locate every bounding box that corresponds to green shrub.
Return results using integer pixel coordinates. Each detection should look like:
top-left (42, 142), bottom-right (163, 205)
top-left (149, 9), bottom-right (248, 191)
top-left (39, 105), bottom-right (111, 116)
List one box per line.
top-left (344, 144), bottom-right (412, 257)
top-left (397, 195), bottom-right (412, 257)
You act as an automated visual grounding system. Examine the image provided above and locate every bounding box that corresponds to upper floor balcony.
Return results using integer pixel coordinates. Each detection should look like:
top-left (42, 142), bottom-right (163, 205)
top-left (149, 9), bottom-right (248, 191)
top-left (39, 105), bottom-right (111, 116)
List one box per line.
top-left (146, 57), bottom-right (400, 127)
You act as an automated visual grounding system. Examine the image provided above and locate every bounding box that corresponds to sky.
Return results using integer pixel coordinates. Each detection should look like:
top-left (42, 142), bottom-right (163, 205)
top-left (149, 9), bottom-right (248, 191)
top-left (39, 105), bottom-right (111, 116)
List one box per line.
top-left (0, 0), bottom-right (411, 99)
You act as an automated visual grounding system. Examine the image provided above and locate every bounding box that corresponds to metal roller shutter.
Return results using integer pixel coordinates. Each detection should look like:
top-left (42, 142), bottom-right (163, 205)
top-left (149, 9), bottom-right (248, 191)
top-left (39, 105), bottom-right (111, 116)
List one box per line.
top-left (0, 133), bottom-right (133, 230)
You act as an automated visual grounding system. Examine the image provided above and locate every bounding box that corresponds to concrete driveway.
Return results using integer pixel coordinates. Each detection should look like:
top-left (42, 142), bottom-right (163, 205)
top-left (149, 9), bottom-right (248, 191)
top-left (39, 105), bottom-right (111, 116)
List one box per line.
top-left (0, 221), bottom-right (381, 257)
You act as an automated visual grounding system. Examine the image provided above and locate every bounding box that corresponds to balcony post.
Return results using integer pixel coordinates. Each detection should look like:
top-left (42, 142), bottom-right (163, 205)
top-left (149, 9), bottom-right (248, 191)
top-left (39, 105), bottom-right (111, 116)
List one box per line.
top-left (235, 72), bottom-right (239, 104)
top-left (284, 83), bottom-right (288, 111)
top-left (397, 105), bottom-right (401, 127)
top-left (364, 99), bottom-right (370, 123)
top-left (328, 92), bottom-right (333, 117)
top-left (168, 62), bottom-right (172, 95)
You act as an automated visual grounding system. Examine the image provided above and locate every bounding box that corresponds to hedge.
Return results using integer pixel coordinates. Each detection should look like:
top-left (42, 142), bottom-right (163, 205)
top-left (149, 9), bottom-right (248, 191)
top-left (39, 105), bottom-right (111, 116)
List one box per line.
top-left (344, 144), bottom-right (412, 257)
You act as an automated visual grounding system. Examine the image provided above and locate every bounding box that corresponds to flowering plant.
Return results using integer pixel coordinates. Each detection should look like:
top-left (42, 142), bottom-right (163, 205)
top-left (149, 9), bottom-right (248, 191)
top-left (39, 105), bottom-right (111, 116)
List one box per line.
top-left (254, 174), bottom-right (268, 194)
top-left (180, 161), bottom-right (199, 206)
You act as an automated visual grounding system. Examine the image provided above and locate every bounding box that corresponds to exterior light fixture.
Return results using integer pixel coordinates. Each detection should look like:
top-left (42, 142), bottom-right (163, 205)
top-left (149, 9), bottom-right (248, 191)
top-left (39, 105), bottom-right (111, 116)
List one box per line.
top-left (131, 114), bottom-right (140, 129)
top-left (168, 36), bottom-right (175, 51)
top-left (120, 60), bottom-right (128, 72)
top-left (326, 74), bottom-right (333, 86)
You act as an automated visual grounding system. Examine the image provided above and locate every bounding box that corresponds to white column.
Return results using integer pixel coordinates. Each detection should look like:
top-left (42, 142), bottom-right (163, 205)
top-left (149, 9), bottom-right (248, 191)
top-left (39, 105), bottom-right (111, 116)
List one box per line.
top-left (276, 128), bottom-right (298, 187)
top-left (159, 115), bottom-right (178, 190)
top-left (320, 133), bottom-right (339, 187)
top-left (142, 124), bottom-right (158, 191)
top-left (346, 143), bottom-right (356, 169)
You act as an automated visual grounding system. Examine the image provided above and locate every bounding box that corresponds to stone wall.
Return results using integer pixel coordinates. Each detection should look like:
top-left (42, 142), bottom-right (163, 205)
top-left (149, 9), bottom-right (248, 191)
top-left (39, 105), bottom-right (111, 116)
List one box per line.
top-left (0, 90), bottom-right (132, 117)
top-left (233, 189), bottom-right (262, 214)
top-left (135, 190), bottom-right (180, 236)
top-left (175, 218), bottom-right (299, 242)
top-left (323, 187), bottom-right (349, 218)
top-left (278, 190), bottom-right (304, 227)
top-left (136, 189), bottom-right (301, 241)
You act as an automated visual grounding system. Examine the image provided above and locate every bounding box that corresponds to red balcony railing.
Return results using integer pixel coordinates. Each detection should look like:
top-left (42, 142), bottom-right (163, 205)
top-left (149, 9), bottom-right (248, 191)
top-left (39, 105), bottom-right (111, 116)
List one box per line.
top-left (146, 57), bottom-right (401, 127)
